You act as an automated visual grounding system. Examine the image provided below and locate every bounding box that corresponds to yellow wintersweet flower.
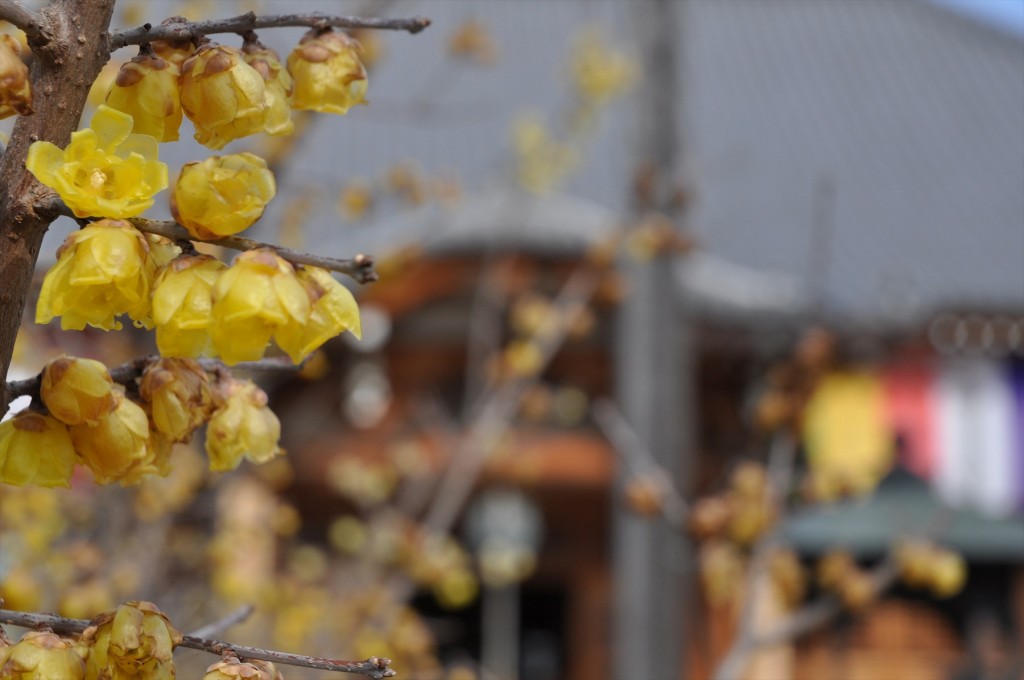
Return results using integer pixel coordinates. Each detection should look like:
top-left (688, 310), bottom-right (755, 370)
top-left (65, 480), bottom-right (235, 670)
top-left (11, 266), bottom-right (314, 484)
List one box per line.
top-left (152, 255), bottom-right (225, 358)
top-left (0, 411), bottom-right (76, 487)
top-left (203, 656), bottom-right (282, 680)
top-left (1, 631), bottom-right (85, 679)
top-left (276, 266), bottom-right (361, 364)
top-left (25, 105), bottom-right (167, 218)
top-left (287, 28), bottom-right (367, 115)
top-left (40, 355), bottom-right (116, 426)
top-left (36, 219), bottom-right (158, 331)
top-left (206, 378), bottom-right (282, 471)
top-left (80, 601), bottom-right (180, 680)
top-left (210, 249), bottom-right (310, 365)
top-left (139, 358), bottom-right (214, 443)
top-left (69, 388), bottom-right (163, 485)
top-left (180, 43), bottom-right (269, 150)
top-left (243, 42), bottom-right (294, 136)
top-left (570, 29), bottom-right (637, 104)
top-left (171, 152), bottom-right (277, 240)
top-left (105, 51), bottom-right (183, 142)
top-left (0, 33), bottom-right (32, 118)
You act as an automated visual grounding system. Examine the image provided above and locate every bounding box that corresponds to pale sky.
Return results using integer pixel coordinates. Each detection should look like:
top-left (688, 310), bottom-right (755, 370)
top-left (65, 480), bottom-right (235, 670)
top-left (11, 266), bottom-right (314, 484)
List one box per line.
top-left (932, 0), bottom-right (1024, 35)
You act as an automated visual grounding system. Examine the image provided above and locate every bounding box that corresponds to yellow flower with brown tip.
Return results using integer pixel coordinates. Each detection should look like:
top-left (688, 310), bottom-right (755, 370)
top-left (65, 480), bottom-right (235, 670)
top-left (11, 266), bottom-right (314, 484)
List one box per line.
top-left (205, 378), bottom-right (282, 471)
top-left (69, 389), bottom-right (163, 485)
top-left (0, 33), bottom-right (32, 118)
top-left (287, 28), bottom-right (367, 115)
top-left (40, 356), bottom-right (116, 427)
top-left (210, 249), bottom-right (309, 365)
top-left (171, 152), bottom-right (276, 240)
top-left (203, 655), bottom-right (282, 680)
top-left (105, 51), bottom-right (183, 142)
top-left (152, 254), bottom-right (225, 358)
top-left (243, 42), bottom-right (294, 136)
top-left (80, 601), bottom-right (180, 680)
top-left (0, 631), bottom-right (85, 679)
top-left (0, 412), bottom-right (76, 488)
top-left (140, 358), bottom-right (214, 443)
top-left (276, 266), bottom-right (361, 364)
top-left (180, 43), bottom-right (269, 150)
top-left (25, 105), bottom-right (167, 218)
top-left (35, 219), bottom-right (158, 331)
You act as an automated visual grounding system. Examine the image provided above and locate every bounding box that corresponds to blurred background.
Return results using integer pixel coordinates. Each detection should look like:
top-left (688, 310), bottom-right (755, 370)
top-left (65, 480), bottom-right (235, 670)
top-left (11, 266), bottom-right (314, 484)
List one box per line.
top-left (2, 0), bottom-right (1023, 678)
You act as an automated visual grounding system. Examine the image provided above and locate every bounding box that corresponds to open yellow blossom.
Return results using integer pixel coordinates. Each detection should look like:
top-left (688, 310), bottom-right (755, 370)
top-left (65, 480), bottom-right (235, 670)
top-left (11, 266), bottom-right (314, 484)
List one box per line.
top-left (152, 255), bottom-right (225, 358)
top-left (105, 51), bottom-right (183, 142)
top-left (180, 43), bottom-right (269, 150)
top-left (36, 219), bottom-right (157, 331)
top-left (40, 356), bottom-right (116, 426)
top-left (570, 29), bottom-right (637, 103)
top-left (210, 249), bottom-right (310, 365)
top-left (288, 28), bottom-right (367, 115)
top-left (243, 42), bottom-right (294, 136)
top-left (70, 388), bottom-right (163, 485)
top-left (0, 33), bottom-right (32, 118)
top-left (276, 266), bottom-right (361, 364)
top-left (0, 412), bottom-right (77, 488)
top-left (171, 152), bottom-right (276, 240)
top-left (206, 379), bottom-right (282, 471)
top-left (80, 601), bottom-right (180, 680)
top-left (25, 105), bottom-right (167, 218)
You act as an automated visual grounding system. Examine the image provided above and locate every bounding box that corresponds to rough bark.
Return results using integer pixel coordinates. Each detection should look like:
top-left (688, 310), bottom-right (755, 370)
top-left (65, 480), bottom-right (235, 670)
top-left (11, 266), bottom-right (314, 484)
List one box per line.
top-left (0, 0), bottom-right (116, 413)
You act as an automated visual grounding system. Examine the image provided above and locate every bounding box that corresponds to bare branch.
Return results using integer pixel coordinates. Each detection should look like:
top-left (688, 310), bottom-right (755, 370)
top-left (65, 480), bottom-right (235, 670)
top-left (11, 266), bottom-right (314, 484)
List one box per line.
top-left (108, 11), bottom-right (430, 50)
top-left (187, 604), bottom-right (255, 639)
top-left (130, 217), bottom-right (379, 284)
top-left (0, 608), bottom-right (396, 679)
top-left (593, 398), bottom-right (689, 529)
top-left (5, 355), bottom-right (301, 408)
top-left (0, 0), bottom-right (44, 42)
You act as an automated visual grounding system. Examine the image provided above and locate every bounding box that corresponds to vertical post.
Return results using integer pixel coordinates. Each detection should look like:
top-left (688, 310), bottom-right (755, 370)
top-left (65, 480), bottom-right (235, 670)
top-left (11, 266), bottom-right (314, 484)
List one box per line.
top-left (612, 1), bottom-right (693, 679)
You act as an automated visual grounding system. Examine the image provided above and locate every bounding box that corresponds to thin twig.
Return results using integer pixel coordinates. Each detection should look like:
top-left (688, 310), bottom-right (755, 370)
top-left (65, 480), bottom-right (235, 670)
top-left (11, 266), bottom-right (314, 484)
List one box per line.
top-left (187, 604), bottom-right (255, 639)
top-left (109, 11), bottom-right (430, 50)
top-left (592, 398), bottom-right (689, 529)
top-left (4, 355), bottom-right (300, 406)
top-left (130, 218), bottom-right (378, 284)
top-left (0, 609), bottom-right (395, 678)
top-left (0, 0), bottom-right (44, 43)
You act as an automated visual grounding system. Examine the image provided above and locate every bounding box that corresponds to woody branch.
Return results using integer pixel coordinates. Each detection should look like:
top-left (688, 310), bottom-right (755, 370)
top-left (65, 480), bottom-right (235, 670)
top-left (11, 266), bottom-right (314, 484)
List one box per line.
top-left (0, 609), bottom-right (396, 679)
top-left (109, 11), bottom-right (430, 50)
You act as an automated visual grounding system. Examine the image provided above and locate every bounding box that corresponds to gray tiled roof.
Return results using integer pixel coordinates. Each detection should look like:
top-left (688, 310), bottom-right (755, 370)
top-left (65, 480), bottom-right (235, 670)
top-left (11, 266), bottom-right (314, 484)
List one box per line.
top-left (28, 0), bottom-right (1021, 324)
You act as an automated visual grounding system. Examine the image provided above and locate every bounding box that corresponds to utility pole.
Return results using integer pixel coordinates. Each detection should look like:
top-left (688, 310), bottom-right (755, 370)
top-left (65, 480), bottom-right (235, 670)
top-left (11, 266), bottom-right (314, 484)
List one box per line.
top-left (613, 1), bottom-right (694, 679)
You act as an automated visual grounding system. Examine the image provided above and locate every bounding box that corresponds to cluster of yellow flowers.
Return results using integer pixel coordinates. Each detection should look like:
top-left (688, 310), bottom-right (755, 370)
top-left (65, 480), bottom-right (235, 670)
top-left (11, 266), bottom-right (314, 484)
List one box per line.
top-left (0, 601), bottom-right (286, 680)
top-left (36, 219), bottom-right (360, 364)
top-left (0, 32), bottom-right (32, 118)
top-left (101, 28), bottom-right (367, 149)
top-left (0, 356), bottom-right (282, 487)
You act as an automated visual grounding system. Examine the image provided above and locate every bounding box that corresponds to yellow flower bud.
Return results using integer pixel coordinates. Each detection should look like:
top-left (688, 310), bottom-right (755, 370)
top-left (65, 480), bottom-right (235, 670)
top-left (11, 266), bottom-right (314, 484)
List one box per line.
top-left (210, 249), bottom-right (310, 365)
top-left (35, 219), bottom-right (157, 331)
top-left (203, 655), bottom-right (282, 680)
top-left (80, 601), bottom-right (180, 680)
top-left (0, 34), bottom-right (32, 118)
top-left (40, 356), bottom-right (116, 426)
top-left (0, 631), bottom-right (85, 680)
top-left (171, 153), bottom-right (277, 240)
top-left (205, 379), bottom-right (281, 471)
top-left (140, 358), bottom-right (214, 442)
top-left (275, 266), bottom-right (361, 364)
top-left (243, 43), bottom-right (294, 136)
top-left (105, 51), bottom-right (182, 142)
top-left (25, 105), bottom-right (167, 218)
top-left (152, 255), bottom-right (225, 358)
top-left (150, 18), bottom-right (196, 70)
top-left (69, 389), bottom-right (157, 485)
top-left (287, 29), bottom-right (367, 115)
top-left (180, 43), bottom-right (269, 150)
top-left (0, 412), bottom-right (76, 488)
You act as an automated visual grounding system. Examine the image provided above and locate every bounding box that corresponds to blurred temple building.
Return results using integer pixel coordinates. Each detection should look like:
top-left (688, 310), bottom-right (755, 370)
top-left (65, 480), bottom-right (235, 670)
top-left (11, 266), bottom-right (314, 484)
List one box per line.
top-left (228, 1), bottom-right (1024, 679)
